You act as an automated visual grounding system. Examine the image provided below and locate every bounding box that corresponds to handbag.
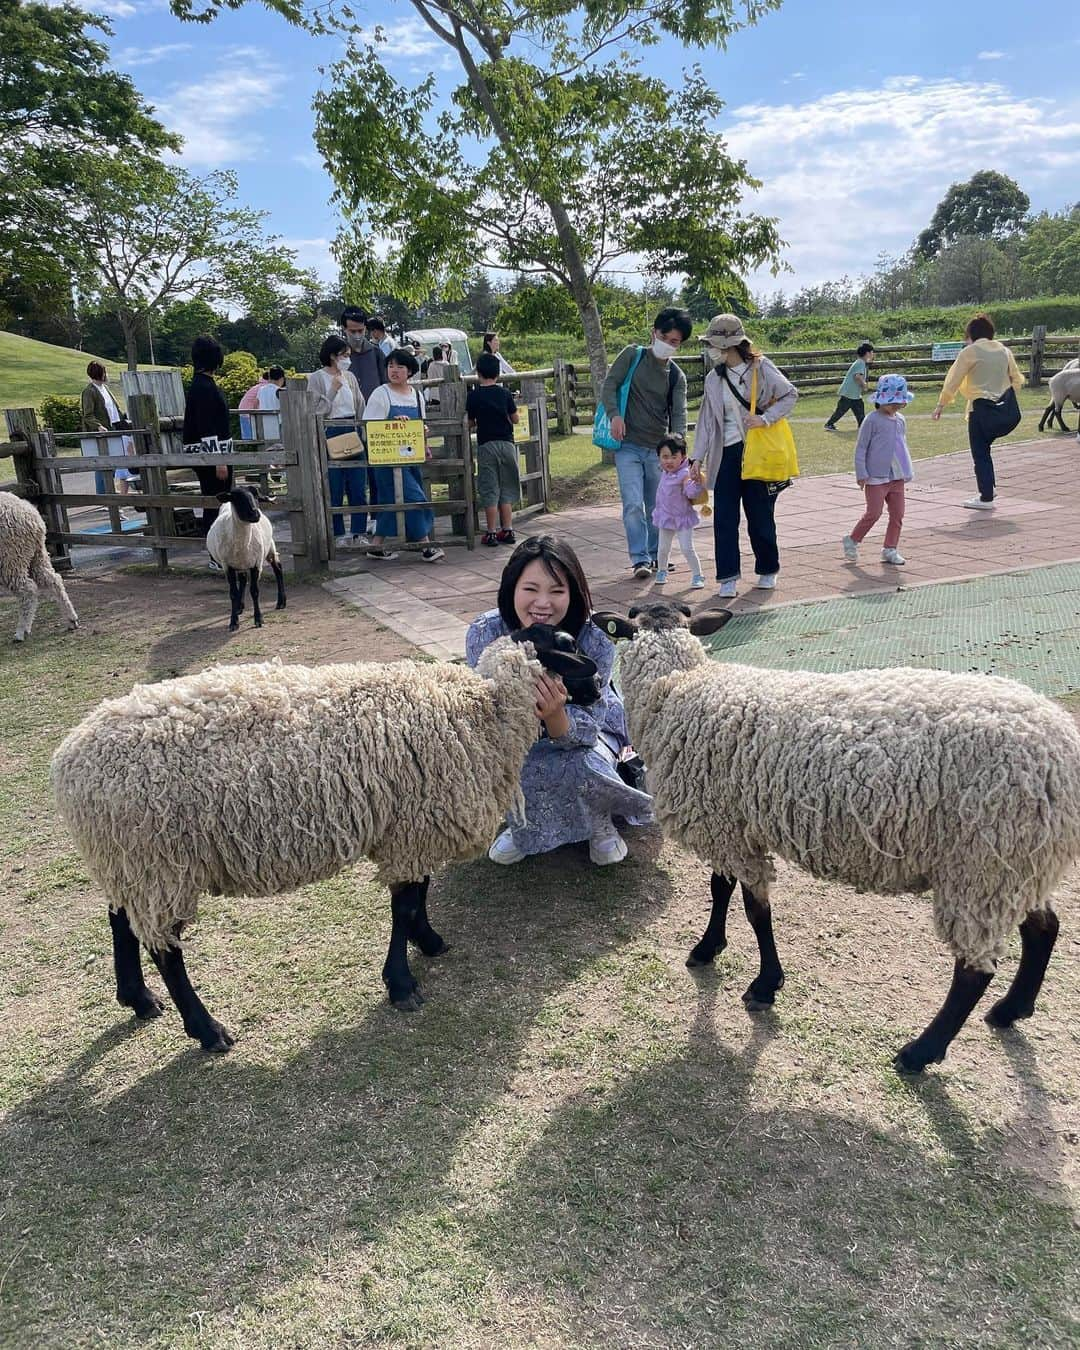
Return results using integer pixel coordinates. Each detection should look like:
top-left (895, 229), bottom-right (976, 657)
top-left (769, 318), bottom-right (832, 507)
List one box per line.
top-left (975, 386), bottom-right (1021, 440)
top-left (741, 365), bottom-right (799, 483)
top-left (593, 346), bottom-right (645, 450)
top-left (326, 428), bottom-right (363, 460)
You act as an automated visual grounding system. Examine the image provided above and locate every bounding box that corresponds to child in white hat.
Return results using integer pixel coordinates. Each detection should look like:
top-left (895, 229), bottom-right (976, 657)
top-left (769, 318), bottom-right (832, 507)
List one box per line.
top-left (842, 374), bottom-right (915, 566)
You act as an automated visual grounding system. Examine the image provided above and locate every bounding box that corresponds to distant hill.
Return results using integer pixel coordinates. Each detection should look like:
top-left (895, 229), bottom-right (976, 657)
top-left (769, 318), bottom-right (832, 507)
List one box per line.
top-left (0, 331), bottom-right (169, 411)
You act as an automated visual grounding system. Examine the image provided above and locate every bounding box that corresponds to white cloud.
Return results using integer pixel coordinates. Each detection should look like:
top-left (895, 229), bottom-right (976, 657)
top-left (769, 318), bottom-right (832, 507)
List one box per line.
top-left (354, 18), bottom-right (442, 60)
top-left (722, 76), bottom-right (1080, 292)
top-left (115, 43), bottom-right (192, 68)
top-left (977, 50), bottom-right (1006, 60)
top-left (281, 236), bottom-right (337, 281)
top-left (151, 49), bottom-right (291, 166)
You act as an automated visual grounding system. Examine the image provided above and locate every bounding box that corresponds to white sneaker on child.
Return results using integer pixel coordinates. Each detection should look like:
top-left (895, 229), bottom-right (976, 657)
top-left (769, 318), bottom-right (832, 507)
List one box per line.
top-left (881, 547), bottom-right (906, 565)
top-left (653, 569), bottom-right (668, 584)
top-left (691, 575), bottom-right (706, 589)
top-left (842, 535), bottom-right (858, 561)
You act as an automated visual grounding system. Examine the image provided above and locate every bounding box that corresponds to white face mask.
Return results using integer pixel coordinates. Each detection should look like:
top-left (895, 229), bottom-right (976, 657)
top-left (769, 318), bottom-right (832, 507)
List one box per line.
top-left (652, 337), bottom-right (677, 360)
top-left (336, 356), bottom-right (351, 372)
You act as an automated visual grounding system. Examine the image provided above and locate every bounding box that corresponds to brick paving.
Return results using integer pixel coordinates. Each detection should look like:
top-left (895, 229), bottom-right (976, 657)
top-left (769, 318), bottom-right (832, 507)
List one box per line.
top-left (326, 436), bottom-right (1076, 659)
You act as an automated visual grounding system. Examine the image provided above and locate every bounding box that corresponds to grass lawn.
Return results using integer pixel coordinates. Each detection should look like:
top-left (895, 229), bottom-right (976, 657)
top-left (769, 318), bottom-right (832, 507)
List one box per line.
top-left (0, 331), bottom-right (165, 412)
top-left (1, 572), bottom-right (1078, 1348)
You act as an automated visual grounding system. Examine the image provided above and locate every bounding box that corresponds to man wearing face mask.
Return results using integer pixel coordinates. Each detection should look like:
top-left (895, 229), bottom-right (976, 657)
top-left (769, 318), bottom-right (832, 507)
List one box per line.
top-left (340, 305), bottom-right (388, 402)
top-left (600, 307), bottom-right (690, 579)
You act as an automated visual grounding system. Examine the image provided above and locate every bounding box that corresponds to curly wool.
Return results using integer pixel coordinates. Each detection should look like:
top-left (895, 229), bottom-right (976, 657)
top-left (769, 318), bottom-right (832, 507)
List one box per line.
top-left (0, 491), bottom-right (78, 640)
top-left (620, 631), bottom-right (1080, 972)
top-left (51, 641), bottom-right (540, 949)
top-left (207, 502), bottom-right (278, 572)
top-left (1047, 361), bottom-right (1080, 415)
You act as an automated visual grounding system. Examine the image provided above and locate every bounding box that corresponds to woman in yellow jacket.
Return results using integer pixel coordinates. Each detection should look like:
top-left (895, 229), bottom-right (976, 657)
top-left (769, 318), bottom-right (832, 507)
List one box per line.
top-left (931, 313), bottom-right (1024, 510)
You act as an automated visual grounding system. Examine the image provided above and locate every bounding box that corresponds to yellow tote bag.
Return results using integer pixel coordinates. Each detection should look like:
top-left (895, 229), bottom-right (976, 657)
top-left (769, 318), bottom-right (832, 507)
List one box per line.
top-left (741, 366), bottom-right (799, 482)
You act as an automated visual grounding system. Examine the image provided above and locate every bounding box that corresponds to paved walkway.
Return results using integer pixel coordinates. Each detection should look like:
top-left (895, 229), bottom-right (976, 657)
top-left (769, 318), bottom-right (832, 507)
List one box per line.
top-left (326, 437), bottom-right (1078, 659)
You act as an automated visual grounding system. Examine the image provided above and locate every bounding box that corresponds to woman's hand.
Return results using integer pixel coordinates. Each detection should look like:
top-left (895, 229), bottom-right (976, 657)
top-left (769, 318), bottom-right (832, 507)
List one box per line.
top-left (534, 672), bottom-right (567, 720)
top-left (857, 478), bottom-right (867, 488)
top-left (746, 414), bottom-right (767, 430)
top-left (688, 461), bottom-right (702, 483)
top-left (931, 405), bottom-right (943, 421)
top-left (330, 373), bottom-right (343, 392)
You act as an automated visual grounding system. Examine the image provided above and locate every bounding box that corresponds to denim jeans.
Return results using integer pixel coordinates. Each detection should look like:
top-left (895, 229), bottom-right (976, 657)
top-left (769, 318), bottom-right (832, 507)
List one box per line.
top-left (327, 464), bottom-right (368, 538)
top-left (712, 440), bottom-right (779, 582)
top-left (614, 441), bottom-right (661, 565)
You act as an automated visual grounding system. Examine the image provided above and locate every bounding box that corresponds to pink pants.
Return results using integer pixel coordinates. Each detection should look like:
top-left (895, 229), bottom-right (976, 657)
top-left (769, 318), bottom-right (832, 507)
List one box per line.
top-left (851, 480), bottom-right (905, 548)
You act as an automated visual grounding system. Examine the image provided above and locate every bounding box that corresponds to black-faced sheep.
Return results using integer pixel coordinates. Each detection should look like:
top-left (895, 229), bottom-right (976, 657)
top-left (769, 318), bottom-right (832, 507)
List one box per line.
top-left (206, 486), bottom-right (286, 631)
top-left (1037, 358), bottom-right (1080, 433)
top-left (594, 601), bottom-right (1080, 1074)
top-left (0, 491), bottom-right (78, 643)
top-left (50, 629), bottom-right (598, 1050)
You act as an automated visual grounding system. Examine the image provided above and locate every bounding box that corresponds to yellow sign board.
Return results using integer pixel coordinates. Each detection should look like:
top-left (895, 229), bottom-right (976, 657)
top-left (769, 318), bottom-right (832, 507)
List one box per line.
top-left (366, 418), bottom-right (425, 465)
top-left (513, 405), bottom-right (531, 444)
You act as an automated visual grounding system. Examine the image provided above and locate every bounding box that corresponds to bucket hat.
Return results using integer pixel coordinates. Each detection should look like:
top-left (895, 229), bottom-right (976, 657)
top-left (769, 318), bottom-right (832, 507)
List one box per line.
top-left (700, 313), bottom-right (748, 350)
top-left (873, 373), bottom-right (915, 405)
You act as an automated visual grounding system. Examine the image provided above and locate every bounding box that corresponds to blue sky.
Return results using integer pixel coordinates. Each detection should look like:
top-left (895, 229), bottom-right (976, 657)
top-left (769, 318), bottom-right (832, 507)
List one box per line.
top-left (91, 0), bottom-right (1080, 298)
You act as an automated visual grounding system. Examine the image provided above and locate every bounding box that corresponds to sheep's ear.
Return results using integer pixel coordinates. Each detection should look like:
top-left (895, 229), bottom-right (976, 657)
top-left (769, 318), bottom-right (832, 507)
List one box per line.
top-left (689, 610), bottom-right (734, 637)
top-left (216, 491), bottom-right (231, 503)
top-left (591, 612), bottom-right (637, 641)
top-left (676, 603), bottom-right (692, 618)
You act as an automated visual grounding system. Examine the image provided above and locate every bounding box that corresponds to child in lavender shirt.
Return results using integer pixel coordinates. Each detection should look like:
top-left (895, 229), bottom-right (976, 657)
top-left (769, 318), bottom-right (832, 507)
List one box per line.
top-left (651, 434), bottom-right (705, 587)
top-left (842, 374), bottom-right (916, 567)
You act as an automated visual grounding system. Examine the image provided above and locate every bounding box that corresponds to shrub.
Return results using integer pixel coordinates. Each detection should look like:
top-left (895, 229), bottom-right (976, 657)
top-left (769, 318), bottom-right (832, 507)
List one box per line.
top-left (38, 394), bottom-right (82, 434)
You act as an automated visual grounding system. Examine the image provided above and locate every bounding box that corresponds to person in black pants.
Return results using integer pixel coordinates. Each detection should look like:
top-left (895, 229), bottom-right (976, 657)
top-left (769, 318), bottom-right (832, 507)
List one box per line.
top-left (182, 335), bottom-right (233, 549)
top-left (824, 342), bottom-right (874, 430)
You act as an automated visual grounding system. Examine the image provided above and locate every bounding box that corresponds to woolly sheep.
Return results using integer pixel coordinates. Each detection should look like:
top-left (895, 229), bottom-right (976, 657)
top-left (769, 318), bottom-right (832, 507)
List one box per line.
top-left (50, 630), bottom-right (597, 1050)
top-left (594, 601), bottom-right (1080, 1074)
top-left (206, 486), bottom-right (286, 631)
top-left (1038, 357), bottom-right (1080, 433)
top-left (0, 491), bottom-right (78, 643)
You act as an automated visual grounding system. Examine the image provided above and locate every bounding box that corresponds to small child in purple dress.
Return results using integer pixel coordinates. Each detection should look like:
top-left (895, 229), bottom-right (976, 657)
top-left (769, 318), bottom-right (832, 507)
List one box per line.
top-left (650, 434), bottom-right (705, 587)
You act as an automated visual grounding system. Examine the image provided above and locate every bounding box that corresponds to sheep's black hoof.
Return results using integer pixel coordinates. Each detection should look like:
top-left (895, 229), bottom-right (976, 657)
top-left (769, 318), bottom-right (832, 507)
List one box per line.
top-left (120, 986), bottom-right (165, 1019)
top-left (254, 617), bottom-right (263, 628)
top-left (385, 974), bottom-right (424, 1010)
top-left (742, 973), bottom-right (783, 1009)
top-left (195, 1020), bottom-right (235, 1052)
top-left (985, 998), bottom-right (1035, 1030)
top-left (413, 934), bottom-right (449, 959)
top-left (228, 622), bottom-right (239, 633)
top-left (686, 941), bottom-right (722, 968)
top-left (276, 599), bottom-right (286, 610)
top-left (894, 1039), bottom-right (944, 1074)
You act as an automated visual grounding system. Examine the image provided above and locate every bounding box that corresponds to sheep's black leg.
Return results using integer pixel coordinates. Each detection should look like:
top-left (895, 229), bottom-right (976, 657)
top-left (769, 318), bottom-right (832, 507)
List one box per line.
top-left (383, 882), bottom-right (424, 1010)
top-left (249, 565), bottom-right (263, 628)
top-left (407, 876), bottom-right (448, 958)
top-left (149, 931), bottom-right (234, 1052)
top-left (271, 556), bottom-right (287, 610)
top-left (741, 883), bottom-right (786, 1009)
top-left (985, 907), bottom-right (1059, 1029)
top-left (109, 907), bottom-right (164, 1019)
top-left (896, 960), bottom-right (993, 1073)
top-left (226, 566), bottom-right (244, 631)
top-left (1038, 403), bottom-right (1052, 431)
top-left (687, 872), bottom-right (736, 967)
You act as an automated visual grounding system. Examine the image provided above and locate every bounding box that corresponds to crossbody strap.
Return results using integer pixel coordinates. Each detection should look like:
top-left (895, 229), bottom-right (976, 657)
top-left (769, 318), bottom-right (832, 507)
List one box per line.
top-left (719, 363), bottom-right (752, 411)
top-left (618, 345), bottom-right (646, 417)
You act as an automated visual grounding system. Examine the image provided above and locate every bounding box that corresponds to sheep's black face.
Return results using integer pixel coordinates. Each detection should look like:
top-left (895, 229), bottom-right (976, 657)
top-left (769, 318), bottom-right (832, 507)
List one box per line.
top-left (592, 606), bottom-right (734, 641)
top-left (627, 602), bottom-right (692, 632)
top-left (510, 624), bottom-right (602, 706)
top-left (229, 488), bottom-right (262, 524)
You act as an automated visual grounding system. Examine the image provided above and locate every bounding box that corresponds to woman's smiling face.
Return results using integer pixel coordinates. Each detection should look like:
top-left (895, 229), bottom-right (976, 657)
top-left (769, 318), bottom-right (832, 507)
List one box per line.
top-left (513, 559), bottom-right (570, 629)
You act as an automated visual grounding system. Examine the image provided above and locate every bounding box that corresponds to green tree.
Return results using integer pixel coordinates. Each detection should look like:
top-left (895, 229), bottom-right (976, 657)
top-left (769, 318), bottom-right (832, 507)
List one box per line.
top-left (172, 0), bottom-right (784, 392)
top-left (916, 170), bottom-right (1029, 260)
top-left (931, 235), bottom-right (1016, 306)
top-left (1018, 206), bottom-right (1080, 296)
top-left (155, 298), bottom-right (224, 366)
top-left (22, 160), bottom-right (310, 368)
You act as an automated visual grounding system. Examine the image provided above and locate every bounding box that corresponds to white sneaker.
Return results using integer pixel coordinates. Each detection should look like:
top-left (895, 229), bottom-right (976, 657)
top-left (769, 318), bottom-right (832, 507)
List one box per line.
top-left (488, 829), bottom-right (525, 865)
top-left (881, 547), bottom-right (906, 565)
top-left (962, 497), bottom-right (995, 511)
top-left (691, 574), bottom-right (706, 589)
top-left (842, 535), bottom-right (858, 561)
top-left (755, 573), bottom-right (778, 590)
top-left (653, 569), bottom-right (668, 584)
top-left (716, 579), bottom-right (738, 599)
top-left (589, 831), bottom-right (628, 866)
top-left (117, 506), bottom-right (139, 521)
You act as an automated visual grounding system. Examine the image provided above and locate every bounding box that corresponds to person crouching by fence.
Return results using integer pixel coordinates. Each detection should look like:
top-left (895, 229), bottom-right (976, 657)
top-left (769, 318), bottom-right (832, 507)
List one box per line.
top-left (468, 351), bottom-right (521, 547)
top-left (362, 348), bottom-right (444, 562)
top-left (824, 342), bottom-right (875, 430)
top-left (182, 336), bottom-right (233, 559)
top-left (308, 336), bottom-right (369, 550)
top-left (842, 374), bottom-right (915, 568)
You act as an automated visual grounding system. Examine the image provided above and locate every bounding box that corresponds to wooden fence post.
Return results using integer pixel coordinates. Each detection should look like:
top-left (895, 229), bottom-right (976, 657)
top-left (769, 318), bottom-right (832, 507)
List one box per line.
top-left (439, 366), bottom-right (474, 544)
top-left (128, 392), bottom-right (169, 572)
top-left (3, 408), bottom-right (43, 505)
top-left (1031, 325), bottom-right (1047, 387)
top-left (281, 379), bottom-right (329, 574)
top-left (553, 357), bottom-right (573, 436)
top-left (29, 427), bottom-right (73, 571)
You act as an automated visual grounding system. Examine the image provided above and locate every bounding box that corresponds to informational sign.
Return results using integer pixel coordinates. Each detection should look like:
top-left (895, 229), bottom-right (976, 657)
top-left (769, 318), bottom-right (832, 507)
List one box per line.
top-left (366, 418), bottom-right (424, 465)
top-left (931, 342), bottom-right (964, 362)
top-left (513, 406), bottom-right (531, 444)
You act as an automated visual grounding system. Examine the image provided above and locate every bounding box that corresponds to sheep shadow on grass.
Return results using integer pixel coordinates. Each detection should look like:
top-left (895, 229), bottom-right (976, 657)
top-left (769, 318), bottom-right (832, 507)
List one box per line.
top-left (0, 830), bottom-right (676, 1344)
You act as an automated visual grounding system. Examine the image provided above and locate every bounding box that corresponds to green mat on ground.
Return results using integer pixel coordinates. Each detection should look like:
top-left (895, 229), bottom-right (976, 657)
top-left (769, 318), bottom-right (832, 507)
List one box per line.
top-left (703, 564), bottom-right (1080, 696)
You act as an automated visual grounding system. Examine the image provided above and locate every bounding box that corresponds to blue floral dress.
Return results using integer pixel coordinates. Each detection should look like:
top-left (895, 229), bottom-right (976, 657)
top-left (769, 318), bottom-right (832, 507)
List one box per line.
top-left (465, 610), bottom-right (653, 856)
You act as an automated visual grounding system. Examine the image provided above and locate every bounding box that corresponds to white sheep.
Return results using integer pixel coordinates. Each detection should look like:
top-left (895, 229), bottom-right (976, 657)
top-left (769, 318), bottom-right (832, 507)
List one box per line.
top-left (0, 491), bottom-right (78, 642)
top-left (206, 486), bottom-right (286, 631)
top-left (594, 601), bottom-right (1080, 1074)
top-left (1038, 357), bottom-right (1080, 433)
top-left (50, 631), bottom-right (598, 1050)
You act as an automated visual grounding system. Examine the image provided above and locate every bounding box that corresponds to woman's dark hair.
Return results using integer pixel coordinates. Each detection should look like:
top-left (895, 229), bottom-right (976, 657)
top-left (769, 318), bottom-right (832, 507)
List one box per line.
top-left (320, 335), bottom-right (349, 367)
top-left (86, 360), bottom-right (106, 382)
top-left (266, 365), bottom-right (285, 381)
top-left (965, 313), bottom-right (995, 342)
top-left (857, 342), bottom-right (875, 357)
top-left (734, 338), bottom-right (758, 363)
top-left (482, 332), bottom-right (498, 352)
top-left (387, 347), bottom-right (419, 376)
top-left (657, 432), bottom-right (687, 457)
top-left (191, 335), bottom-right (224, 373)
top-left (653, 307), bottom-right (693, 340)
top-left (497, 534), bottom-right (592, 638)
top-left (430, 343), bottom-right (445, 361)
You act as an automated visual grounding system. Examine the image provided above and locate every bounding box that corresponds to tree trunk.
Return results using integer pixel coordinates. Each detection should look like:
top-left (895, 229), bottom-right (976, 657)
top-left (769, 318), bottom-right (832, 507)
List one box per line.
top-left (575, 293), bottom-right (608, 400)
top-left (120, 313), bottom-right (139, 370)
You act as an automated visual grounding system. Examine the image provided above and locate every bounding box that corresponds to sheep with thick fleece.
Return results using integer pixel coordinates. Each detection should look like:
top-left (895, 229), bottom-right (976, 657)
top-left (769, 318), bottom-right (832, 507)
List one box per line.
top-left (1038, 357), bottom-right (1080, 433)
top-left (0, 491), bottom-right (78, 642)
top-left (51, 631), bottom-right (597, 1050)
top-left (206, 486), bottom-right (286, 631)
top-left (594, 602), bottom-right (1080, 1073)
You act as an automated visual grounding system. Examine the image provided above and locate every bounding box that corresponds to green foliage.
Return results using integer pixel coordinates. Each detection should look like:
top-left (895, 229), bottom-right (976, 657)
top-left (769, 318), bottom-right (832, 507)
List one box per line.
top-left (37, 393), bottom-right (81, 433)
top-left (278, 318), bottom-right (334, 374)
top-left (216, 351), bottom-right (262, 405)
top-left (155, 298), bottom-right (223, 366)
top-left (1019, 207), bottom-right (1080, 296)
top-left (916, 170), bottom-right (1030, 259)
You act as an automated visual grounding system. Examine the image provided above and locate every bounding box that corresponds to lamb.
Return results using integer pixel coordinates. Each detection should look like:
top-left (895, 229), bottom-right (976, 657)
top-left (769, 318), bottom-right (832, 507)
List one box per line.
top-left (0, 490), bottom-right (78, 642)
top-left (206, 486), bottom-right (286, 631)
top-left (594, 601), bottom-right (1080, 1073)
top-left (1037, 357), bottom-right (1080, 433)
top-left (50, 628), bottom-right (598, 1050)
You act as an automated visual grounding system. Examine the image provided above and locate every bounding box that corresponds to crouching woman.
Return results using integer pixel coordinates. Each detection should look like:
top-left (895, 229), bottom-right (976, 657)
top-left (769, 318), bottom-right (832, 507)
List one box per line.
top-left (466, 535), bottom-right (651, 867)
